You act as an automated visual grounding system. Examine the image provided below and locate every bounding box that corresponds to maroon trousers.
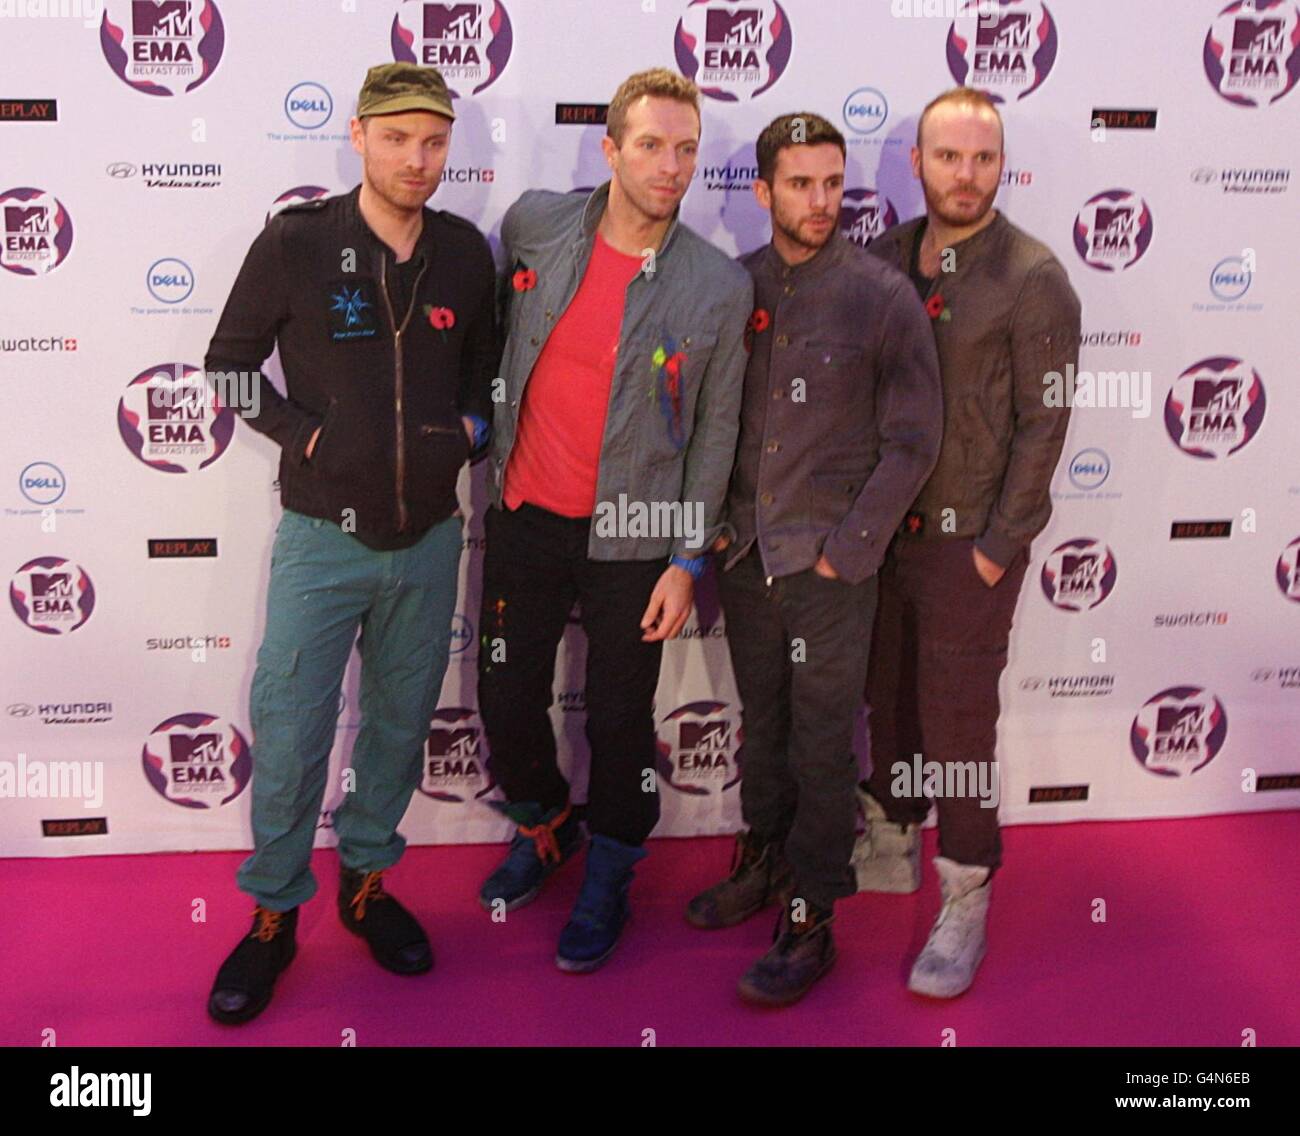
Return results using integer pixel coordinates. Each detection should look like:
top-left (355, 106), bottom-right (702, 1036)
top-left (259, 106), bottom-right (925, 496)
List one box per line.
top-left (861, 535), bottom-right (1028, 869)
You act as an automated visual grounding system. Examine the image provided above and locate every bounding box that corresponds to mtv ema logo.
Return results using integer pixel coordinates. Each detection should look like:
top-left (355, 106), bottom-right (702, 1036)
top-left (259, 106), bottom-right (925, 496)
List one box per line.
top-left (674, 0), bottom-right (793, 102)
top-left (1130, 687), bottom-right (1227, 777)
top-left (0, 187), bottom-right (74, 277)
top-left (391, 1), bottom-right (514, 96)
top-left (100, 1), bottom-right (226, 97)
top-left (1164, 356), bottom-right (1266, 460)
top-left (1073, 189), bottom-right (1153, 272)
top-left (655, 700), bottom-right (743, 795)
top-left (117, 363), bottom-right (236, 473)
top-left (418, 707), bottom-right (495, 802)
top-left (839, 188), bottom-right (898, 249)
top-left (10, 557), bottom-right (95, 635)
top-left (947, 0), bottom-right (1059, 102)
top-left (1204, 0), bottom-right (1300, 107)
top-left (1276, 536), bottom-right (1300, 602)
top-left (1039, 539), bottom-right (1117, 612)
top-left (141, 712), bottom-right (251, 808)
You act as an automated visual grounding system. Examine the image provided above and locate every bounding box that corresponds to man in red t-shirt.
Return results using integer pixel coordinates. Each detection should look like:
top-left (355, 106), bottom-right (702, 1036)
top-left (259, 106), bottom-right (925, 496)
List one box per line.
top-left (475, 69), bottom-right (753, 974)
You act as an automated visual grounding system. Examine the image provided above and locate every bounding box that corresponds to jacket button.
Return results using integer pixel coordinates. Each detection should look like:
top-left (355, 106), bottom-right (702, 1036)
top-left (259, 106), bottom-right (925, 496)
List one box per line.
top-left (545, 309), bottom-right (553, 319)
top-left (783, 285), bottom-right (794, 297)
top-left (776, 334), bottom-right (789, 347)
top-left (530, 336), bottom-right (539, 346)
top-left (760, 492), bottom-right (774, 506)
top-left (766, 441), bottom-right (780, 453)
top-left (860, 530), bottom-right (869, 538)
top-left (510, 399), bottom-right (518, 408)
top-left (772, 389), bottom-right (784, 400)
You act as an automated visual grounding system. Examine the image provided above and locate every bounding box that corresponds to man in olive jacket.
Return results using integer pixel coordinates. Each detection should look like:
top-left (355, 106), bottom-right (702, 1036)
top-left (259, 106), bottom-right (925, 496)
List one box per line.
top-left (855, 88), bottom-right (1082, 999)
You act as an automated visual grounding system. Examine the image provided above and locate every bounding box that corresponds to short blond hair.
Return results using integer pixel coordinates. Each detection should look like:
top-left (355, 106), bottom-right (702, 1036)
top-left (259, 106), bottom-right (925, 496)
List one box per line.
top-left (917, 87), bottom-right (1004, 151)
top-left (606, 68), bottom-right (701, 146)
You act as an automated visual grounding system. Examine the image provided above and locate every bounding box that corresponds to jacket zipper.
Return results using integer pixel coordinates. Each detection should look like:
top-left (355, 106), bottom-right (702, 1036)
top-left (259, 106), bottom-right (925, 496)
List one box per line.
top-left (380, 252), bottom-right (428, 533)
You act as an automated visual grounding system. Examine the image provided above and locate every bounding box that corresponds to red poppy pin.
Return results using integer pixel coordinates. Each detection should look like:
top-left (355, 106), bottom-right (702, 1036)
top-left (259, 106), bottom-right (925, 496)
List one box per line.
top-left (512, 268), bottom-right (538, 292)
top-left (925, 294), bottom-right (950, 322)
top-left (423, 305), bottom-right (455, 341)
top-left (744, 307), bottom-right (771, 352)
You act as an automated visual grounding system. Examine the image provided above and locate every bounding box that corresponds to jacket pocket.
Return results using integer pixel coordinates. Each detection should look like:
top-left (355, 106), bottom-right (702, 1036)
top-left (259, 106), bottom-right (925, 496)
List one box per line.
top-left (810, 469), bottom-right (867, 529)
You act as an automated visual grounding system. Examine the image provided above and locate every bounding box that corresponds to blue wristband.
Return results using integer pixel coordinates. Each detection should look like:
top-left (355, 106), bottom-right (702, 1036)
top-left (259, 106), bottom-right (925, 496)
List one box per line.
top-left (670, 554), bottom-right (706, 580)
top-left (465, 413), bottom-right (491, 453)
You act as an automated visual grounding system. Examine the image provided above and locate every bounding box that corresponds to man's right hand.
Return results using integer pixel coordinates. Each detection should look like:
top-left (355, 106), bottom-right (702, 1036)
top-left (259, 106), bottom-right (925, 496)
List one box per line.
top-left (305, 426), bottom-right (321, 461)
top-left (712, 534), bottom-right (731, 553)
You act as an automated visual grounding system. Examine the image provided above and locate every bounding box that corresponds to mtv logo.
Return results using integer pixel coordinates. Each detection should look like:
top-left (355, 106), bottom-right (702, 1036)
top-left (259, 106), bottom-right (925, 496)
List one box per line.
top-left (1061, 554), bottom-right (1099, 587)
top-left (680, 720), bottom-right (730, 752)
top-left (1156, 705), bottom-right (1204, 736)
top-left (5, 206), bottom-right (48, 234)
top-left (147, 384), bottom-right (206, 421)
top-left (706, 9), bottom-right (763, 46)
top-left (976, 12), bottom-right (1031, 48)
top-left (847, 208), bottom-right (881, 245)
top-left (1232, 17), bottom-right (1284, 53)
top-left (1191, 378), bottom-right (1242, 413)
top-left (169, 732), bottom-right (222, 764)
top-left (1095, 206), bottom-right (1134, 235)
top-left (428, 727), bottom-right (479, 759)
top-left (31, 573), bottom-right (71, 598)
top-left (424, 3), bottom-right (481, 40)
top-left (133, 0), bottom-right (192, 37)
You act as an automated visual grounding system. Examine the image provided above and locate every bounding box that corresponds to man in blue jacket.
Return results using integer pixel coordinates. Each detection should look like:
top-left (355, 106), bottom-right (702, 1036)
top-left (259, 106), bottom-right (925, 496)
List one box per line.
top-left (476, 68), bottom-right (753, 974)
top-left (202, 64), bottom-right (497, 1023)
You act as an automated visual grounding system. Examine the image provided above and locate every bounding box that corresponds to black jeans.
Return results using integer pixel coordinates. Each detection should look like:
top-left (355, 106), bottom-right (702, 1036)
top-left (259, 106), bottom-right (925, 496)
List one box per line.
top-left (719, 546), bottom-right (879, 909)
top-left (476, 503), bottom-right (665, 846)
top-left (862, 536), bottom-right (1028, 869)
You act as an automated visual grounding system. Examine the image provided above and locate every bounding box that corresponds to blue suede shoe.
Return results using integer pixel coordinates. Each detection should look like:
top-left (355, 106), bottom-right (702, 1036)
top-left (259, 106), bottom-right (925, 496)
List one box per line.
top-left (479, 801), bottom-right (582, 913)
top-left (555, 834), bottom-right (647, 974)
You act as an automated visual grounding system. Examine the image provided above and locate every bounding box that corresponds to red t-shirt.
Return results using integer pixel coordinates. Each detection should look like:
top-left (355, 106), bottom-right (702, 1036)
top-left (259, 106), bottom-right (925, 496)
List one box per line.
top-left (504, 231), bottom-right (643, 518)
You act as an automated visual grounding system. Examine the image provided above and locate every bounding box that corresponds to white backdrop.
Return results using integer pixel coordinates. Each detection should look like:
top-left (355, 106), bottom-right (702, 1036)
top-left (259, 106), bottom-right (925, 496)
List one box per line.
top-left (2, 0), bottom-right (1298, 858)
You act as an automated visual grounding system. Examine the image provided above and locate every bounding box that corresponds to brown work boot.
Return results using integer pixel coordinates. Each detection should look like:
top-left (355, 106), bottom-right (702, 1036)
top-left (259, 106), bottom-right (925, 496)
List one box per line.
top-left (685, 829), bottom-right (792, 929)
top-left (737, 900), bottom-right (837, 1007)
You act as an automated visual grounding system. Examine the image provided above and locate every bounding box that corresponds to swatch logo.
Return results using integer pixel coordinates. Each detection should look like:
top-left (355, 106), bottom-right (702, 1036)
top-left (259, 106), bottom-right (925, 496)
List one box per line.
top-left (1040, 538), bottom-right (1116, 612)
top-left (1204, 0), bottom-right (1300, 107)
top-left (947, 0), bottom-right (1058, 102)
top-left (117, 363), bottom-right (235, 473)
top-left (391, 1), bottom-right (513, 97)
top-left (1130, 687), bottom-right (1227, 777)
top-left (1073, 189), bottom-right (1153, 272)
top-left (100, 0), bottom-right (226, 97)
top-left (674, 0), bottom-right (793, 102)
top-left (10, 556), bottom-right (95, 635)
top-left (141, 711), bottom-right (251, 808)
top-left (1276, 536), bottom-right (1300, 602)
top-left (1164, 356), bottom-right (1266, 460)
top-left (0, 187), bottom-right (73, 276)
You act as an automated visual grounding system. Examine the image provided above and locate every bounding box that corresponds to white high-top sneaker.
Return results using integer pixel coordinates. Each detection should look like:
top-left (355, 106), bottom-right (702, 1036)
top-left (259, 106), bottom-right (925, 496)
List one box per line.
top-left (851, 785), bottom-right (922, 894)
top-left (907, 856), bottom-right (991, 998)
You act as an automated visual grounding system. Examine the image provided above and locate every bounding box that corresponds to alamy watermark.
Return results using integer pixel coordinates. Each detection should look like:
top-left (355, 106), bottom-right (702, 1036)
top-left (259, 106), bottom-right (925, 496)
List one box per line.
top-left (0, 754), bottom-right (104, 808)
top-left (1043, 364), bottom-right (1151, 419)
top-left (0, 0), bottom-right (103, 27)
top-left (592, 494), bottom-right (704, 550)
top-left (891, 754), bottom-right (1000, 809)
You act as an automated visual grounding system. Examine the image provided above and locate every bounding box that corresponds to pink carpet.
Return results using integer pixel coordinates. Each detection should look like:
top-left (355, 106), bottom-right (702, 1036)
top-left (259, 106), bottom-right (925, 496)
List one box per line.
top-left (4, 812), bottom-right (1297, 1047)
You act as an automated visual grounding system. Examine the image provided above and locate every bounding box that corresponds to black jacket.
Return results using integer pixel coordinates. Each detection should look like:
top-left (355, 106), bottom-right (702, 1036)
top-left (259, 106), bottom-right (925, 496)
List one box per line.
top-left (205, 185), bottom-right (498, 549)
top-left (868, 212), bottom-right (1081, 567)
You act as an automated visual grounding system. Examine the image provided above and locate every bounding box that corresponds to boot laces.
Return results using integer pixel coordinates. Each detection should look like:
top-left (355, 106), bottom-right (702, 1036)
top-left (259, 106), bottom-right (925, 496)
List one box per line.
top-left (518, 802), bottom-right (572, 866)
top-left (251, 906), bottom-right (284, 943)
top-left (349, 870), bottom-right (388, 921)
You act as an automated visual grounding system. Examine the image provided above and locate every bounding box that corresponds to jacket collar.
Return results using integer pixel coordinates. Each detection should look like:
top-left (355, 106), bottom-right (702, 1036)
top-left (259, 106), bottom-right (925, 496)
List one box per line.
top-left (760, 225), bottom-right (849, 282)
top-left (343, 183), bottom-right (437, 261)
top-left (573, 180), bottom-right (685, 266)
top-left (896, 208), bottom-right (1008, 270)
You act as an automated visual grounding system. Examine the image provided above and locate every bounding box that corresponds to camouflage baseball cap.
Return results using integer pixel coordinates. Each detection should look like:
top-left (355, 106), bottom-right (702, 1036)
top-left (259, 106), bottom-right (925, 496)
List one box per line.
top-left (357, 63), bottom-right (455, 121)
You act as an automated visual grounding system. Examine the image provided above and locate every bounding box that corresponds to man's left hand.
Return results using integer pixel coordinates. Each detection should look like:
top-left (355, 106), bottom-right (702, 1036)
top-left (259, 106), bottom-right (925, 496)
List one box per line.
top-left (462, 416), bottom-right (476, 448)
top-left (640, 565), bottom-right (695, 642)
top-left (813, 555), bottom-right (840, 580)
top-left (973, 545), bottom-right (1006, 587)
